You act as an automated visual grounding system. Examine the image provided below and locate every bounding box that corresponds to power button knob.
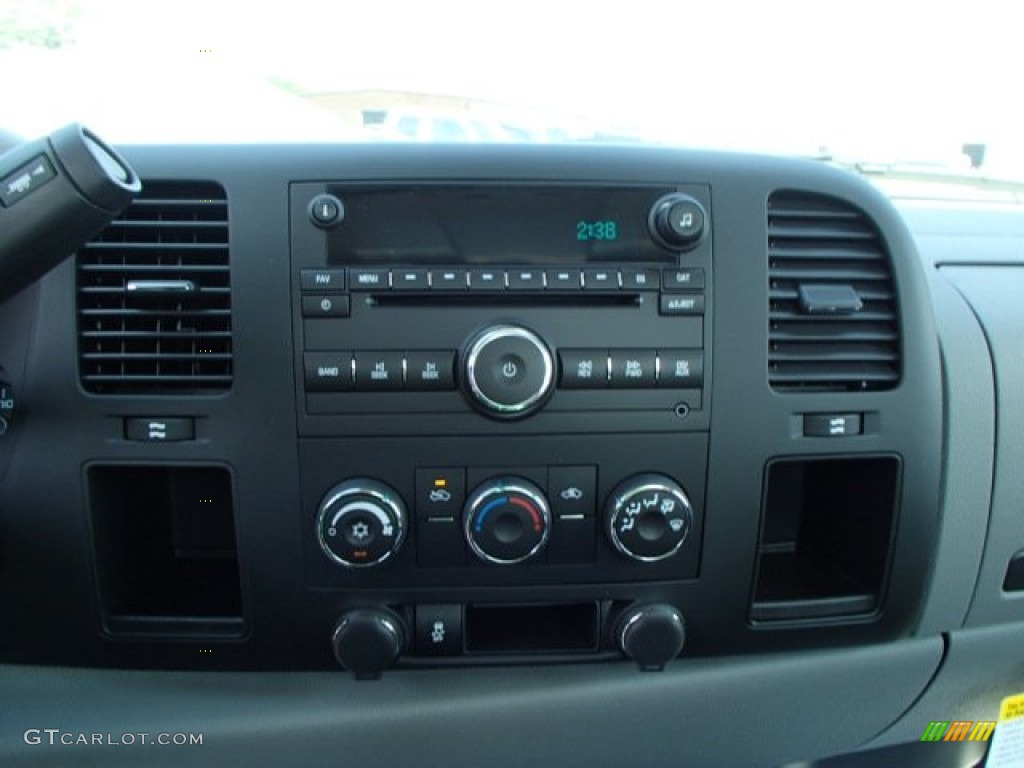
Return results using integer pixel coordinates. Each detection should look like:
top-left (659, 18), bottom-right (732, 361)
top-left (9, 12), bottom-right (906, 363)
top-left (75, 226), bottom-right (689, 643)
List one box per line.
top-left (463, 325), bottom-right (554, 419)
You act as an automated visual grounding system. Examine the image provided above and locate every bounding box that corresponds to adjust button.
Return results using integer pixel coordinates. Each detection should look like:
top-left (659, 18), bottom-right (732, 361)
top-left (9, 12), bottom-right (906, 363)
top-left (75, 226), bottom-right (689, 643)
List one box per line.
top-left (354, 351), bottom-right (404, 391)
top-left (659, 294), bottom-right (705, 316)
top-left (609, 350), bottom-right (657, 388)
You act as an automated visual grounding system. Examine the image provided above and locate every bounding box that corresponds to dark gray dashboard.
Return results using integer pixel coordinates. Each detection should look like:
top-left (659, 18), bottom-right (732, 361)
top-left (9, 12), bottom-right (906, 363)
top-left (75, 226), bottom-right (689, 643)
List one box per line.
top-left (0, 144), bottom-right (1021, 767)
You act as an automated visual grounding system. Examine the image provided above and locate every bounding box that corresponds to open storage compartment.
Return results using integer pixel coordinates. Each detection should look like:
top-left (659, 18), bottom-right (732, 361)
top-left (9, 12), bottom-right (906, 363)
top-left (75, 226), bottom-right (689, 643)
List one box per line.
top-left (88, 464), bottom-right (244, 637)
top-left (751, 456), bottom-right (901, 622)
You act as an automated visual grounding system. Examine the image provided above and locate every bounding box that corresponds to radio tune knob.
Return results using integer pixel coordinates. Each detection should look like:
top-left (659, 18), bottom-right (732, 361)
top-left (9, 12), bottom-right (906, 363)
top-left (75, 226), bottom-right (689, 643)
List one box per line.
top-left (649, 193), bottom-right (706, 250)
top-left (317, 479), bottom-right (407, 568)
top-left (605, 474), bottom-right (694, 562)
top-left (464, 477), bottom-right (551, 564)
top-left (463, 325), bottom-right (554, 419)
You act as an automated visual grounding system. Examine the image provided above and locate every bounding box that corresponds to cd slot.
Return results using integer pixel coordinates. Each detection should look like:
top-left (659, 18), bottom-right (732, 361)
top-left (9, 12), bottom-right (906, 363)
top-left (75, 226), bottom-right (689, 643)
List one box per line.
top-left (371, 293), bottom-right (643, 308)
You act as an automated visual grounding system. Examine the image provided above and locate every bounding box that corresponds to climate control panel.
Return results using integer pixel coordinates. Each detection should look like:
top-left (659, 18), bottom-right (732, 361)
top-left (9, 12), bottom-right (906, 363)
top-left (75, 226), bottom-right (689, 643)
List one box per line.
top-left (302, 432), bottom-right (707, 589)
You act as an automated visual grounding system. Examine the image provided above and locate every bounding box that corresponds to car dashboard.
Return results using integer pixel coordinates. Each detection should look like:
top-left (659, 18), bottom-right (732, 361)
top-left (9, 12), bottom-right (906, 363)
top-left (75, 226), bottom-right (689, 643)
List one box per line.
top-left (1, 142), bottom-right (1022, 767)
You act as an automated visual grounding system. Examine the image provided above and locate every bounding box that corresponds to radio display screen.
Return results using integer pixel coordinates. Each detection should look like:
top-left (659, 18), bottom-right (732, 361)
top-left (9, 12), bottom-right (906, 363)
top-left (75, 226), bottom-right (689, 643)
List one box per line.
top-left (326, 184), bottom-right (677, 265)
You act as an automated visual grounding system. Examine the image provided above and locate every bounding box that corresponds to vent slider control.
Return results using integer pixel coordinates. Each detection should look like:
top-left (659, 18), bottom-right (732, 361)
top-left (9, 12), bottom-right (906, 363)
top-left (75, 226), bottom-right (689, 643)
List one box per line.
top-left (797, 284), bottom-right (863, 315)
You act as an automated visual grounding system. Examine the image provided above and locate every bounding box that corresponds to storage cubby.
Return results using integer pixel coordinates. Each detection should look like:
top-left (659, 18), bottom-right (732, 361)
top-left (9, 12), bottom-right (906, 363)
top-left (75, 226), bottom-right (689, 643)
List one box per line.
top-left (751, 456), bottom-right (901, 622)
top-left (88, 465), bottom-right (243, 636)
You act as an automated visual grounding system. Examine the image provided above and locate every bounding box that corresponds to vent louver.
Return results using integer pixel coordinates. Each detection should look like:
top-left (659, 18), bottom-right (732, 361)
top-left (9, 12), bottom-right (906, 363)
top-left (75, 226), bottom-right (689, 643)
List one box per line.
top-left (767, 190), bottom-right (899, 392)
top-left (77, 181), bottom-right (232, 394)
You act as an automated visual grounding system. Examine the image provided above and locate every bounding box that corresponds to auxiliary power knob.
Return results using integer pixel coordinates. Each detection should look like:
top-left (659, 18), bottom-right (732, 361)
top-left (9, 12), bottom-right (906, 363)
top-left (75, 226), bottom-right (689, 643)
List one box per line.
top-left (317, 478), bottom-right (407, 568)
top-left (616, 603), bottom-right (686, 671)
top-left (605, 474), bottom-right (694, 562)
top-left (332, 607), bottom-right (406, 679)
top-left (464, 477), bottom-right (551, 564)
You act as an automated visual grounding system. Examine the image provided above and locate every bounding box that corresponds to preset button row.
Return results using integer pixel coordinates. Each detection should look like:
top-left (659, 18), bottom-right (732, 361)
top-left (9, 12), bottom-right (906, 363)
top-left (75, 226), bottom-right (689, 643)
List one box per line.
top-left (347, 267), bottom-right (673, 292)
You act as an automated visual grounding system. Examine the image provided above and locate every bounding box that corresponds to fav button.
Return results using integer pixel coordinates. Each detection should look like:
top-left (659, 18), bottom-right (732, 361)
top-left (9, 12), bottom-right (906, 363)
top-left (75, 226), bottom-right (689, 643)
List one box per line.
top-left (300, 269), bottom-right (347, 292)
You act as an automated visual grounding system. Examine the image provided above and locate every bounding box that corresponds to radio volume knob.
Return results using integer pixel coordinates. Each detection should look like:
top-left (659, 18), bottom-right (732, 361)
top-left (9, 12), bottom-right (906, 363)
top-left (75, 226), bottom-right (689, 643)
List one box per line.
top-left (463, 325), bottom-right (554, 419)
top-left (317, 479), bottom-right (407, 568)
top-left (605, 474), bottom-right (694, 562)
top-left (464, 477), bottom-right (551, 564)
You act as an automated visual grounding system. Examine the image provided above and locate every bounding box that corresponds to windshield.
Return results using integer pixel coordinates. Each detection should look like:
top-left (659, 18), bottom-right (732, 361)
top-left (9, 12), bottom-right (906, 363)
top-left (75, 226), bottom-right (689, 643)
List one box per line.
top-left (2, 0), bottom-right (1021, 183)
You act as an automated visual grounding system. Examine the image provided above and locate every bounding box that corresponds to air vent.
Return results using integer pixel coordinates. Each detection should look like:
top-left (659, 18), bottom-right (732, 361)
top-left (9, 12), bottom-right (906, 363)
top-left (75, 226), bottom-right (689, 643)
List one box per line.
top-left (768, 190), bottom-right (899, 392)
top-left (77, 181), bottom-right (231, 394)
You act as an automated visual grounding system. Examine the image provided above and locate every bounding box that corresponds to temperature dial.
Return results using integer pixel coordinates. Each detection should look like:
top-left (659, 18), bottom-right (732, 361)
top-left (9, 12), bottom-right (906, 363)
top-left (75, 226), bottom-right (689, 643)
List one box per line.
top-left (605, 474), bottom-right (693, 562)
top-left (317, 478), bottom-right (407, 568)
top-left (464, 477), bottom-right (551, 564)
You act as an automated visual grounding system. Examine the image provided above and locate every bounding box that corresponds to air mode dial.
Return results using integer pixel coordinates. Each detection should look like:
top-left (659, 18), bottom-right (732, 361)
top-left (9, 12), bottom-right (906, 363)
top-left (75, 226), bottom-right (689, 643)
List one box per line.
top-left (464, 477), bottom-right (552, 564)
top-left (605, 474), bottom-right (694, 562)
top-left (317, 478), bottom-right (407, 568)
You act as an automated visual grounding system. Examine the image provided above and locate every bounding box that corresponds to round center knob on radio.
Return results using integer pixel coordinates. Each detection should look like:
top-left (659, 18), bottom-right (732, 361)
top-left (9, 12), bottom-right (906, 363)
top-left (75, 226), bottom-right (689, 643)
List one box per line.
top-left (317, 478), bottom-right (407, 568)
top-left (463, 325), bottom-right (554, 419)
top-left (649, 193), bottom-right (706, 250)
top-left (605, 474), bottom-right (694, 562)
top-left (464, 477), bottom-right (551, 564)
